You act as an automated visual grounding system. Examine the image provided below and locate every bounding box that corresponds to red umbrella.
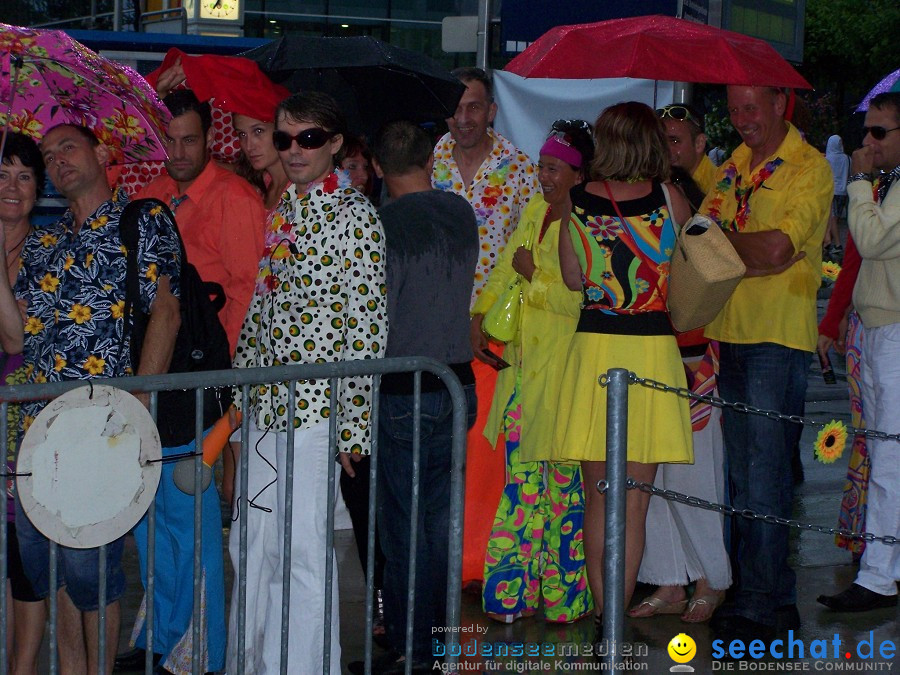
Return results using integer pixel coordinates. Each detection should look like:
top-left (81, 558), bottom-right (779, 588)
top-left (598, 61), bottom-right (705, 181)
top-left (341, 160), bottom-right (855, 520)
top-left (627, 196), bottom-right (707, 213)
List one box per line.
top-left (112, 49), bottom-right (291, 198)
top-left (504, 15), bottom-right (812, 89)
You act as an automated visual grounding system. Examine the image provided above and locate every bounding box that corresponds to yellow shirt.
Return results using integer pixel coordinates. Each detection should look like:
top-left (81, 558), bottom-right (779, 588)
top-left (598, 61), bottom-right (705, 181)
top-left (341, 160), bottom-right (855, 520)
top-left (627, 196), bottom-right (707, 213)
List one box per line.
top-left (692, 154), bottom-right (718, 195)
top-left (700, 123), bottom-right (832, 351)
top-left (472, 195), bottom-right (581, 462)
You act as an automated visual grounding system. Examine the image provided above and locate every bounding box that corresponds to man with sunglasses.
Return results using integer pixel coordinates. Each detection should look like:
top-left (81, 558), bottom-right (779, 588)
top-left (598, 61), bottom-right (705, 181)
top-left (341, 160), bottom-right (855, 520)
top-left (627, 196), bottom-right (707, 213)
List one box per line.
top-left (818, 91), bottom-right (900, 614)
top-left (431, 67), bottom-right (539, 587)
top-left (698, 85), bottom-right (832, 644)
top-left (657, 104), bottom-right (717, 197)
top-left (229, 91), bottom-right (387, 674)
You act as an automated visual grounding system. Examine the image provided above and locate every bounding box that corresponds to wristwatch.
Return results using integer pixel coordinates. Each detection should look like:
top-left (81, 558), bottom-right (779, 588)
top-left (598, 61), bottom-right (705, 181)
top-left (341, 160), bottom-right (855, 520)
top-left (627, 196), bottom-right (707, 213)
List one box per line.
top-left (848, 172), bottom-right (871, 184)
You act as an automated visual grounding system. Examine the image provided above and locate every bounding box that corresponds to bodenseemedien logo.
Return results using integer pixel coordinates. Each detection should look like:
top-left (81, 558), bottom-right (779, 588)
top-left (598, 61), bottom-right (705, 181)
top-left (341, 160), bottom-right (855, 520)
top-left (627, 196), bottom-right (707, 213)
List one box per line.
top-left (668, 633), bottom-right (697, 672)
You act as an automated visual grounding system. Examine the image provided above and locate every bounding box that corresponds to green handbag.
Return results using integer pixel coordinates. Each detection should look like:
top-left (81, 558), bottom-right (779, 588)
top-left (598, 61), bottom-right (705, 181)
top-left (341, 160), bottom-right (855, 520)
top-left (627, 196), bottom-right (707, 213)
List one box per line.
top-left (482, 276), bottom-right (523, 343)
top-left (481, 228), bottom-right (535, 343)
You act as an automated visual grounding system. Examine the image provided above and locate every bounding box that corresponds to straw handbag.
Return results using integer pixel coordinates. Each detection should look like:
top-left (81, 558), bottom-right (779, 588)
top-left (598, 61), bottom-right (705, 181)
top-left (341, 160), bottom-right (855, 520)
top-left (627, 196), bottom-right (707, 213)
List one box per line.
top-left (666, 212), bottom-right (746, 332)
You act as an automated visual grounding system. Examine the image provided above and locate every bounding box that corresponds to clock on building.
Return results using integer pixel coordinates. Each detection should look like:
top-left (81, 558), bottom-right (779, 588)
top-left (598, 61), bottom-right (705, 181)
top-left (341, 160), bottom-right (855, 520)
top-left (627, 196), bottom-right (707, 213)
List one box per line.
top-left (200, 0), bottom-right (240, 20)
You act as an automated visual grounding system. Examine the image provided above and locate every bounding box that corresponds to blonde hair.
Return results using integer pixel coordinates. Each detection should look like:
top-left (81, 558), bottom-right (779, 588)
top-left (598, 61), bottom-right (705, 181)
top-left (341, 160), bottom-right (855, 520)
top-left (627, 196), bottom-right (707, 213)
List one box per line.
top-left (590, 102), bottom-right (670, 182)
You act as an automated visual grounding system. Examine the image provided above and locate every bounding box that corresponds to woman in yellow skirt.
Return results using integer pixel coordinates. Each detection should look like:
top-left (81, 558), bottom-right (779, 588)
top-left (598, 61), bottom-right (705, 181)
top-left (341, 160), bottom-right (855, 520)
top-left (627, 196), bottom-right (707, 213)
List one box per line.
top-left (555, 102), bottom-right (694, 631)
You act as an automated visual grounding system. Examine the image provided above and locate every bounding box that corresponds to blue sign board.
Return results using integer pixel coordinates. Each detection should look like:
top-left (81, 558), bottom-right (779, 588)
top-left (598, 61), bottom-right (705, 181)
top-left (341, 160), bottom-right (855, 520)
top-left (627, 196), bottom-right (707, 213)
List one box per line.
top-left (501, 0), bottom-right (679, 51)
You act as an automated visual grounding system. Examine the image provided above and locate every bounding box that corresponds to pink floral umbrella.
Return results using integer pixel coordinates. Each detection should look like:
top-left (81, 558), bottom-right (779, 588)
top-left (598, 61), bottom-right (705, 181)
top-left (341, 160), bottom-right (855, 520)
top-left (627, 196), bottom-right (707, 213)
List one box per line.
top-left (0, 23), bottom-right (170, 164)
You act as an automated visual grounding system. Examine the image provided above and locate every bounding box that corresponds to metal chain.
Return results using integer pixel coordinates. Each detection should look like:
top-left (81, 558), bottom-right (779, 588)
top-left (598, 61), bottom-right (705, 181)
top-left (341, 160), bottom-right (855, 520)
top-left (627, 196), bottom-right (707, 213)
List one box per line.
top-left (596, 479), bottom-right (899, 546)
top-left (602, 372), bottom-right (900, 444)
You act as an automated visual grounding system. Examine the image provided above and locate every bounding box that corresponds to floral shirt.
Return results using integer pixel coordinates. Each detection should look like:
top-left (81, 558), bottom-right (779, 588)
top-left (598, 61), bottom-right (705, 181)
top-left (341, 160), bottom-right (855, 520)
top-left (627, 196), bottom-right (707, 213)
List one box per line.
top-left (233, 172), bottom-right (388, 453)
top-left (14, 189), bottom-right (182, 429)
top-left (432, 127), bottom-right (538, 307)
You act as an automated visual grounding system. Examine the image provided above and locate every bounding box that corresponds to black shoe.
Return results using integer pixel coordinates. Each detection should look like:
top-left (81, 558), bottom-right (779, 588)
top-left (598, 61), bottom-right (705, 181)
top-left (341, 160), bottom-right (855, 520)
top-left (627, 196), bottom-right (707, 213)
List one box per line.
top-left (113, 648), bottom-right (161, 672)
top-left (817, 584), bottom-right (898, 612)
top-left (712, 614), bottom-right (776, 651)
top-left (775, 604), bottom-right (801, 633)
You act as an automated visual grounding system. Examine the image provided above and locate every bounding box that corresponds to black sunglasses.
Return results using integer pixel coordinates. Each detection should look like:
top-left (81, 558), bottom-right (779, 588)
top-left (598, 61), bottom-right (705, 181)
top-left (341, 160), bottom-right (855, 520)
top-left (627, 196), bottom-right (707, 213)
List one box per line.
top-left (546, 130), bottom-right (574, 146)
top-left (657, 105), bottom-right (702, 128)
top-left (863, 125), bottom-right (900, 141)
top-left (552, 119), bottom-right (591, 133)
top-left (272, 128), bottom-right (337, 152)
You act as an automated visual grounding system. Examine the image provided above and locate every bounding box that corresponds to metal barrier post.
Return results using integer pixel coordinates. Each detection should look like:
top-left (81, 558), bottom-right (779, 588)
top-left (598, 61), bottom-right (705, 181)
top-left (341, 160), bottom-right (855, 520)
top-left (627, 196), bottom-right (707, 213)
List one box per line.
top-left (443, 369), bottom-right (467, 666)
top-left (146, 392), bottom-right (158, 672)
top-left (323, 378), bottom-right (339, 675)
top-left (403, 373), bottom-right (423, 673)
top-left (363, 376), bottom-right (381, 675)
top-left (603, 368), bottom-right (629, 670)
top-left (192, 387), bottom-right (204, 674)
top-left (49, 542), bottom-right (58, 675)
top-left (236, 385), bottom-right (251, 675)
top-left (280, 385), bottom-right (297, 675)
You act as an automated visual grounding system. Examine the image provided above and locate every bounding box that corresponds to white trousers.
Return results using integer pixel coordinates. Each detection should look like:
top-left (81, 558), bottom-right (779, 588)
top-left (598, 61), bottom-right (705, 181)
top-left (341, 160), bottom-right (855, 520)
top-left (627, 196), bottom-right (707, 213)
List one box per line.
top-left (856, 323), bottom-right (900, 596)
top-left (638, 406), bottom-right (732, 590)
top-left (226, 422), bottom-right (341, 674)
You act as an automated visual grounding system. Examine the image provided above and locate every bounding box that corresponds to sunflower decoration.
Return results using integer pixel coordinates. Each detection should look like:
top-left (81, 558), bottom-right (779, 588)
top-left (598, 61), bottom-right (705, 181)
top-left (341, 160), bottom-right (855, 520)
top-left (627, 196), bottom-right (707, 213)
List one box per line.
top-left (814, 420), bottom-right (848, 464)
top-left (822, 260), bottom-right (842, 283)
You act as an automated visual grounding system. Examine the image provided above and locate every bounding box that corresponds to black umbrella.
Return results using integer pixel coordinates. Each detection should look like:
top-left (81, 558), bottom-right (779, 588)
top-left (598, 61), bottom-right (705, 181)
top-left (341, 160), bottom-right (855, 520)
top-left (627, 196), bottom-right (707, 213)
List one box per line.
top-left (240, 35), bottom-right (465, 138)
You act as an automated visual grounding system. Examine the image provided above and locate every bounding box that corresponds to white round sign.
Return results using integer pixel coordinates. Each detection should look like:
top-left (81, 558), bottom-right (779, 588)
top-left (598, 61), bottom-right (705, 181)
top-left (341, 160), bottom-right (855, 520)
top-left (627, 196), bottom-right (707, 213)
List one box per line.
top-left (16, 384), bottom-right (162, 548)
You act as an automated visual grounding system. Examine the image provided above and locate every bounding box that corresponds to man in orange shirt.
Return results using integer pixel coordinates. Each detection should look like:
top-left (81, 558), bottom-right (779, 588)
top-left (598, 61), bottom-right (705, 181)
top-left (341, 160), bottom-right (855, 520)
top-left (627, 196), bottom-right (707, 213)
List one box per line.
top-left (137, 89), bottom-right (265, 353)
top-left (116, 89), bottom-right (266, 674)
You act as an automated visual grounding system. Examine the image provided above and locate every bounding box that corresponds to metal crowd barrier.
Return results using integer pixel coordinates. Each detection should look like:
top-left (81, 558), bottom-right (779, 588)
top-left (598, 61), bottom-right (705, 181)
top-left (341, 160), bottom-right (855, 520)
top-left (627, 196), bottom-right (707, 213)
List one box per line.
top-left (0, 357), bottom-right (469, 675)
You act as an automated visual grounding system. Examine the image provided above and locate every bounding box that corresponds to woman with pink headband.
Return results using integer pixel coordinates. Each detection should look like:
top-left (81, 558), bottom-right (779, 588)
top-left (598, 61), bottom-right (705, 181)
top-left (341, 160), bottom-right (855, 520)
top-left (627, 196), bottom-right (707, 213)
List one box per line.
top-left (471, 120), bottom-right (595, 624)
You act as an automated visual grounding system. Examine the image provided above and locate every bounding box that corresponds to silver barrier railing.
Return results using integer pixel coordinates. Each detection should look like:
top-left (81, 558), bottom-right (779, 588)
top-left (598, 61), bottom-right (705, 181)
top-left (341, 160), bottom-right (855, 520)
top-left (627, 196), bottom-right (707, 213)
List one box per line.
top-left (0, 356), bottom-right (469, 675)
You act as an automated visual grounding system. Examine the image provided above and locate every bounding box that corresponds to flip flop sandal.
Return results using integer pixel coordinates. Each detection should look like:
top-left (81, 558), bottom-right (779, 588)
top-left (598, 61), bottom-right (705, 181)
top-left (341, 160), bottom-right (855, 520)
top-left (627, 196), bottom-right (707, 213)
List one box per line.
top-left (681, 594), bottom-right (724, 623)
top-left (627, 595), bottom-right (688, 618)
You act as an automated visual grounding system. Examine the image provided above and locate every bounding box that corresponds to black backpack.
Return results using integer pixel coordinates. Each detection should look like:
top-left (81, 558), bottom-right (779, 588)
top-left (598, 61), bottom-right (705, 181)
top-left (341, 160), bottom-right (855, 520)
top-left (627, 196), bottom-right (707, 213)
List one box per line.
top-left (119, 198), bottom-right (232, 447)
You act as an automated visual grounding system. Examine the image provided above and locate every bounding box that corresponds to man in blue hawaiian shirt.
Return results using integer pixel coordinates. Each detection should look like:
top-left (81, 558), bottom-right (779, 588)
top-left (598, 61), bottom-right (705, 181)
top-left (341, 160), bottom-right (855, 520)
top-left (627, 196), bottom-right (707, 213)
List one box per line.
top-left (8, 123), bottom-right (181, 674)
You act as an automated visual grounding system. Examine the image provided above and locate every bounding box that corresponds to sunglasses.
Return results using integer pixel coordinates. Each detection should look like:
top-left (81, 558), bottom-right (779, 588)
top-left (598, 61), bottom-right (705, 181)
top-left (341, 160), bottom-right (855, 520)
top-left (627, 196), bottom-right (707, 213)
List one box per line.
top-left (863, 125), bottom-right (900, 141)
top-left (272, 128), bottom-right (337, 152)
top-left (546, 130), bottom-right (575, 146)
top-left (552, 119), bottom-right (591, 133)
top-left (657, 105), bottom-right (702, 127)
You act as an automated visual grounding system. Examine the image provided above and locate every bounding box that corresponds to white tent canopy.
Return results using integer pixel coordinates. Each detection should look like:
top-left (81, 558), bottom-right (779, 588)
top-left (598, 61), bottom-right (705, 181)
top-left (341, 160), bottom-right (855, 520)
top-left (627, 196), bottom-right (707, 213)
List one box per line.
top-left (492, 70), bottom-right (678, 160)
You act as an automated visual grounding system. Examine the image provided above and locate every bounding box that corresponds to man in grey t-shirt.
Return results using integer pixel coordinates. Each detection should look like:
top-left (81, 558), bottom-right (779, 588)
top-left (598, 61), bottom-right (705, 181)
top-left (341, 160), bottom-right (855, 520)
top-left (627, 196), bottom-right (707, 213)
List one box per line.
top-left (350, 121), bottom-right (477, 674)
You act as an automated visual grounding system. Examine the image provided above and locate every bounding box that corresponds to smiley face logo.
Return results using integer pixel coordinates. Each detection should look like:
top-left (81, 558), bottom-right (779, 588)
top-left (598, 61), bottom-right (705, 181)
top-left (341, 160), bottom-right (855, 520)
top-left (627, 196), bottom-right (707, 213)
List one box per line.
top-left (667, 633), bottom-right (697, 664)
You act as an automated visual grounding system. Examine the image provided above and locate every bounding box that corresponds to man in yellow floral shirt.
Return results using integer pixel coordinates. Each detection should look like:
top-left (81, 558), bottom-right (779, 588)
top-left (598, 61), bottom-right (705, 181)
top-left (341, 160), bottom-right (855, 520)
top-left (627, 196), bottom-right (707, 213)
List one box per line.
top-left (699, 86), bottom-right (832, 644)
top-left (10, 123), bottom-right (181, 674)
top-left (431, 67), bottom-right (539, 587)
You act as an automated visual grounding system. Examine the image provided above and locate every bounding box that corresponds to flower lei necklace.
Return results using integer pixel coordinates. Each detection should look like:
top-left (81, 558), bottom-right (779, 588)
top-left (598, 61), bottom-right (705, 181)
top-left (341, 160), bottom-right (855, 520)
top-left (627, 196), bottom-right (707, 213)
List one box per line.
top-left (255, 170), bottom-right (354, 296)
top-left (706, 157), bottom-right (784, 232)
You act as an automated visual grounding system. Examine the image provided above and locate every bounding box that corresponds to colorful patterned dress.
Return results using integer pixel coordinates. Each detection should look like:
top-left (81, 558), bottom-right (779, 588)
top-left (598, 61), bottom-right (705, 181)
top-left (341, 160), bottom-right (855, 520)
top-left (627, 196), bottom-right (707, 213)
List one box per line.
top-left (552, 182), bottom-right (692, 465)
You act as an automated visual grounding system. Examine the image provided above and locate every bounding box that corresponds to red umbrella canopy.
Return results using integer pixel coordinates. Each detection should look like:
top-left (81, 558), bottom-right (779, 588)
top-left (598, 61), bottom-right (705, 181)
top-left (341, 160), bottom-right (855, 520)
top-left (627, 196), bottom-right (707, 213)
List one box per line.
top-left (145, 48), bottom-right (290, 124)
top-left (0, 23), bottom-right (171, 164)
top-left (505, 15), bottom-right (812, 89)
